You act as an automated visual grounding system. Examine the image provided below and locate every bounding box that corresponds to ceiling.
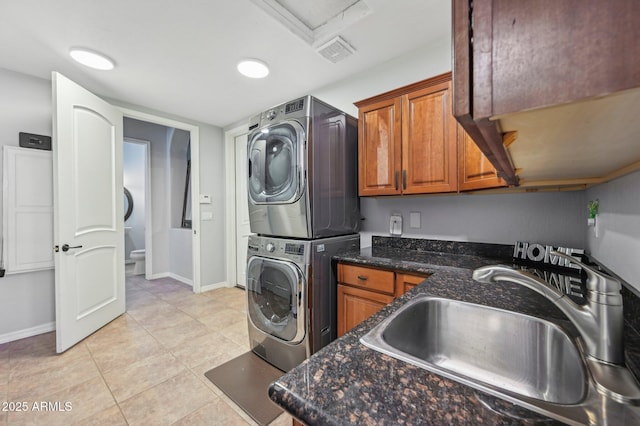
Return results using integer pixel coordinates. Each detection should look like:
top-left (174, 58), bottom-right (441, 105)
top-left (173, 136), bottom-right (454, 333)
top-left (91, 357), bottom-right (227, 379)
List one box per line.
top-left (0, 0), bottom-right (451, 128)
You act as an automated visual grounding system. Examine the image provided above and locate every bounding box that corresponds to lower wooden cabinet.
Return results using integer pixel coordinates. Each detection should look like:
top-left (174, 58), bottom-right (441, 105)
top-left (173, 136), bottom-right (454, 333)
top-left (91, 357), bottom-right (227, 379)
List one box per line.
top-left (337, 263), bottom-right (430, 337)
top-left (395, 272), bottom-right (427, 298)
top-left (337, 285), bottom-right (394, 337)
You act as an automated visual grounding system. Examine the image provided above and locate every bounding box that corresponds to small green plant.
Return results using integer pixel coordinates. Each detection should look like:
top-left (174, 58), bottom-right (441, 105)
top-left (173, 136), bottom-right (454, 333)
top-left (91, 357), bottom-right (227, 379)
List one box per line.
top-left (587, 199), bottom-right (599, 219)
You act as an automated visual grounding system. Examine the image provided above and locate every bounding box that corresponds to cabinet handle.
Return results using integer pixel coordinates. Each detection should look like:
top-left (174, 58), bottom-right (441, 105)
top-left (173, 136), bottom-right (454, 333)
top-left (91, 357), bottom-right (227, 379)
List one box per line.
top-left (357, 275), bottom-right (368, 281)
top-left (394, 171), bottom-right (399, 190)
top-left (403, 170), bottom-right (407, 190)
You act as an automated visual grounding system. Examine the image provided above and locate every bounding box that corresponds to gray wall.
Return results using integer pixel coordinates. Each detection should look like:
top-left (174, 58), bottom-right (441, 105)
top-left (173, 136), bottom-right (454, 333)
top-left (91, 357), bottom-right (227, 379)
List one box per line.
top-left (586, 170), bottom-right (640, 290)
top-left (197, 123), bottom-right (226, 288)
top-left (359, 191), bottom-right (587, 249)
top-left (0, 69), bottom-right (55, 339)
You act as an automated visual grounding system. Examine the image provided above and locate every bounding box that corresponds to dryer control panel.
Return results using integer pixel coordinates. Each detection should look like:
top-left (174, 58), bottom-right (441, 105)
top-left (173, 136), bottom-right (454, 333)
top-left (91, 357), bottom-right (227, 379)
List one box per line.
top-left (284, 242), bottom-right (305, 256)
top-left (247, 235), bottom-right (308, 263)
top-left (285, 98), bottom-right (305, 114)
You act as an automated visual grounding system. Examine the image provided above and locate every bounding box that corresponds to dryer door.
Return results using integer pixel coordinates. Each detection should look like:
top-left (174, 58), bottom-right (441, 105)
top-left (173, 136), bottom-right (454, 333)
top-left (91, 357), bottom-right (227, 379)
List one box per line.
top-left (246, 256), bottom-right (306, 343)
top-left (248, 121), bottom-right (305, 204)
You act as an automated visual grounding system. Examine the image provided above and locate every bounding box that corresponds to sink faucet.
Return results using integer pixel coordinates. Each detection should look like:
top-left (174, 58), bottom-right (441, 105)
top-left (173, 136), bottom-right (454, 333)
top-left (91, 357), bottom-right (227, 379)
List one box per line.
top-left (473, 252), bottom-right (624, 365)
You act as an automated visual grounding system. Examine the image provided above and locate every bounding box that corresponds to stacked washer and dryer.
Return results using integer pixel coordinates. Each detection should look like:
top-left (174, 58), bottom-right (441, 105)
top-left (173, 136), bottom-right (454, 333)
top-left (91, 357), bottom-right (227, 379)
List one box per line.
top-left (245, 96), bottom-right (360, 372)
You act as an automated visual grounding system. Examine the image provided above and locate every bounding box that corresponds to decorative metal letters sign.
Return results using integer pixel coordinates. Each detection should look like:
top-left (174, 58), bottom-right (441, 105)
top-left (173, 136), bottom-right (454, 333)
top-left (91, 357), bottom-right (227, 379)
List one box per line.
top-left (513, 241), bottom-right (585, 270)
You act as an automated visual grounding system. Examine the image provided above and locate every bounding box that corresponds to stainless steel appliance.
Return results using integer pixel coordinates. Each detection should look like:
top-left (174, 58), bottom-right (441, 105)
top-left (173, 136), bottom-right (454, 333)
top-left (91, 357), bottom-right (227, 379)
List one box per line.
top-left (246, 234), bottom-right (359, 372)
top-left (247, 96), bottom-right (360, 239)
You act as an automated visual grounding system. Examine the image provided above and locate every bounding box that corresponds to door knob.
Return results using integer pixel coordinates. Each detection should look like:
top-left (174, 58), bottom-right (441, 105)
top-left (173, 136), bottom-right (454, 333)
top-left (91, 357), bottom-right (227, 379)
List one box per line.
top-left (61, 243), bottom-right (83, 252)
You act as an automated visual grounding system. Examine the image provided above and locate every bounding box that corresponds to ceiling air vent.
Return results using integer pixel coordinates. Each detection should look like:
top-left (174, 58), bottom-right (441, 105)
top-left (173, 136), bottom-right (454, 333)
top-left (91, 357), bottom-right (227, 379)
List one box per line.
top-left (316, 36), bottom-right (355, 63)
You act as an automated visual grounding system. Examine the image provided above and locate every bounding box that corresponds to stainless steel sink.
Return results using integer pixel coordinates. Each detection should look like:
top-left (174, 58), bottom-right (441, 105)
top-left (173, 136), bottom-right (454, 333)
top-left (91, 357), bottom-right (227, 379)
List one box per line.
top-left (360, 294), bottom-right (640, 424)
top-left (361, 294), bottom-right (586, 404)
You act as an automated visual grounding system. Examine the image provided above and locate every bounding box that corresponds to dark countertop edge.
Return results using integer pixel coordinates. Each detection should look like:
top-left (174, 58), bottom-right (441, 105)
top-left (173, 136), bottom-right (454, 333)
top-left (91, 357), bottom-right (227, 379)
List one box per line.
top-left (269, 381), bottom-right (341, 426)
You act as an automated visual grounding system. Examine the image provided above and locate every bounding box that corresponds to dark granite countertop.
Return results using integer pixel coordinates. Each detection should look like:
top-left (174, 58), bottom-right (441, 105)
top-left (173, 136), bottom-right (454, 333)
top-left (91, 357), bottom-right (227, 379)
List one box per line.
top-left (269, 238), bottom-right (640, 425)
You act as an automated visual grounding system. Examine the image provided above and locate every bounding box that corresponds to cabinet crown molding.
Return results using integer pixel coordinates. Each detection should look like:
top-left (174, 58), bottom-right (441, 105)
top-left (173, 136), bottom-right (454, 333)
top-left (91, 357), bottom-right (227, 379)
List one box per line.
top-left (354, 72), bottom-right (452, 107)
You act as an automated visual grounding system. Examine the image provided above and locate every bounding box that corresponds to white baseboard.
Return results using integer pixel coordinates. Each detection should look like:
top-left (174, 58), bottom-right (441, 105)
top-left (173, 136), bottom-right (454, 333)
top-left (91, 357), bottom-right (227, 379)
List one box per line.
top-left (145, 272), bottom-right (193, 287)
top-left (168, 273), bottom-right (193, 287)
top-left (200, 281), bottom-right (232, 293)
top-left (0, 321), bottom-right (56, 345)
top-left (146, 272), bottom-right (170, 280)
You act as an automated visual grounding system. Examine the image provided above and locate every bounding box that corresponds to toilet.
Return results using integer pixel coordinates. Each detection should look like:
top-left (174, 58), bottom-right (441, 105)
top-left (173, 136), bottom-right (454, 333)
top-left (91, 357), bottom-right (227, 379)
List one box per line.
top-left (130, 249), bottom-right (146, 275)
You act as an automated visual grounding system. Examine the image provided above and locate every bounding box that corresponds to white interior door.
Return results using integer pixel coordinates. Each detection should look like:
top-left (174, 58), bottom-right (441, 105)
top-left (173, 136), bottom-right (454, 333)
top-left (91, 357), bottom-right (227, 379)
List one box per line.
top-left (52, 72), bottom-right (125, 353)
top-left (235, 133), bottom-right (252, 287)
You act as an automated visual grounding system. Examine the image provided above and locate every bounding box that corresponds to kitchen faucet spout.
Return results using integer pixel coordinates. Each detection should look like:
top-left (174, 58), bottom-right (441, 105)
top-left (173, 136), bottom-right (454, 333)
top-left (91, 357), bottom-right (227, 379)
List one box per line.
top-left (472, 252), bottom-right (624, 365)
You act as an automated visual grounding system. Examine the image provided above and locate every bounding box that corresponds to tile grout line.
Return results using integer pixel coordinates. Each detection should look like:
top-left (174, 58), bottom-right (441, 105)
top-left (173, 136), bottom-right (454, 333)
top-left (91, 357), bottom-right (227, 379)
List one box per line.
top-left (84, 340), bottom-right (131, 425)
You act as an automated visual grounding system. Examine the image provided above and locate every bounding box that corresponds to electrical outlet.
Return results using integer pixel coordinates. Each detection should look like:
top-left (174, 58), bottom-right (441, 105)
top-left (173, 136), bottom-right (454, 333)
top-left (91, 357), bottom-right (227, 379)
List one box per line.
top-left (390, 214), bottom-right (402, 236)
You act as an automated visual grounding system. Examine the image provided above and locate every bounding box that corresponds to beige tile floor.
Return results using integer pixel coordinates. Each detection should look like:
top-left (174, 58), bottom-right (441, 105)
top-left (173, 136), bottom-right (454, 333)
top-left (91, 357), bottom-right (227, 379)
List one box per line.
top-left (0, 273), bottom-right (292, 426)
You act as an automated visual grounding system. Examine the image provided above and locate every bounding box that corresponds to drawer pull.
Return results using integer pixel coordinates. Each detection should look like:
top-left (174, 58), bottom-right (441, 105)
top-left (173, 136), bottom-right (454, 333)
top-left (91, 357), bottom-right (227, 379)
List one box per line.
top-left (357, 275), bottom-right (368, 281)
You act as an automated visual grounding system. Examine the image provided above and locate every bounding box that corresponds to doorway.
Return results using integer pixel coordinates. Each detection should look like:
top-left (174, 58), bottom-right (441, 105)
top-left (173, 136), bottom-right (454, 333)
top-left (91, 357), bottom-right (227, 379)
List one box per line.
top-left (122, 117), bottom-right (199, 289)
top-left (123, 138), bottom-right (150, 277)
top-left (235, 133), bottom-right (251, 288)
top-left (225, 125), bottom-right (252, 288)
top-left (122, 109), bottom-right (201, 293)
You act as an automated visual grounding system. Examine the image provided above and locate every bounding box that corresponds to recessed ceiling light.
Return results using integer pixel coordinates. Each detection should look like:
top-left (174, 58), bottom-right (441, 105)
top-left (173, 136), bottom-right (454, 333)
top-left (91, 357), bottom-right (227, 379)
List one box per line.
top-left (69, 48), bottom-right (115, 70)
top-left (237, 59), bottom-right (269, 79)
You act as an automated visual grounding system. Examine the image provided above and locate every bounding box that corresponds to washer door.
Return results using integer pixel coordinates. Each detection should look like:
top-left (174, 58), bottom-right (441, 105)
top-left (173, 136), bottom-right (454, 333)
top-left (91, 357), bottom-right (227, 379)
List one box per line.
top-left (248, 121), bottom-right (305, 204)
top-left (246, 256), bottom-right (305, 343)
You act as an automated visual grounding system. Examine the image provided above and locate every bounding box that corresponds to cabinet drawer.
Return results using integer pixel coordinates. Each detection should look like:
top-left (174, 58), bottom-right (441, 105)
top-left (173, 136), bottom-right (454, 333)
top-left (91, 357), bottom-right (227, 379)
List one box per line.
top-left (338, 264), bottom-right (395, 295)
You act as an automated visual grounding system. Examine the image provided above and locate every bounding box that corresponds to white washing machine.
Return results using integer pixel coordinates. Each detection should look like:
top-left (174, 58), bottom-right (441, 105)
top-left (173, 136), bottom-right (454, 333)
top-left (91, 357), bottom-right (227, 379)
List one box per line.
top-left (246, 234), bottom-right (359, 372)
top-left (247, 96), bottom-right (360, 239)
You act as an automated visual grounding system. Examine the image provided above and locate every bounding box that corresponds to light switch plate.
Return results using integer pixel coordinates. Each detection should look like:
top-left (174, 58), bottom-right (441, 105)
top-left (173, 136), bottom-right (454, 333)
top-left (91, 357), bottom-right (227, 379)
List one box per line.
top-left (199, 194), bottom-right (211, 204)
top-left (202, 211), bottom-right (213, 220)
top-left (409, 212), bottom-right (421, 228)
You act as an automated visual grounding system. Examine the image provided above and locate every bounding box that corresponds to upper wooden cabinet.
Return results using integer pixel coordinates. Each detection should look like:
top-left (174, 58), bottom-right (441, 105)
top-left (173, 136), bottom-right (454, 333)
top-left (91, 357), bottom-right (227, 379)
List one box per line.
top-left (357, 97), bottom-right (402, 196)
top-left (356, 74), bottom-right (458, 196)
top-left (356, 73), bottom-right (504, 195)
top-left (402, 82), bottom-right (458, 194)
top-left (453, 0), bottom-right (640, 188)
top-left (457, 124), bottom-right (506, 191)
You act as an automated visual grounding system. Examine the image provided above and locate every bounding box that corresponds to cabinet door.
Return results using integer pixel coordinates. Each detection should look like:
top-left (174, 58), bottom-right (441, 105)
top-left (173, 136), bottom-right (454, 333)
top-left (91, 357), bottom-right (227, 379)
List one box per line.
top-left (473, 0), bottom-right (640, 119)
top-left (394, 273), bottom-right (430, 298)
top-left (457, 125), bottom-right (506, 191)
top-left (358, 97), bottom-right (402, 196)
top-left (402, 81), bottom-right (457, 194)
top-left (337, 284), bottom-right (394, 337)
